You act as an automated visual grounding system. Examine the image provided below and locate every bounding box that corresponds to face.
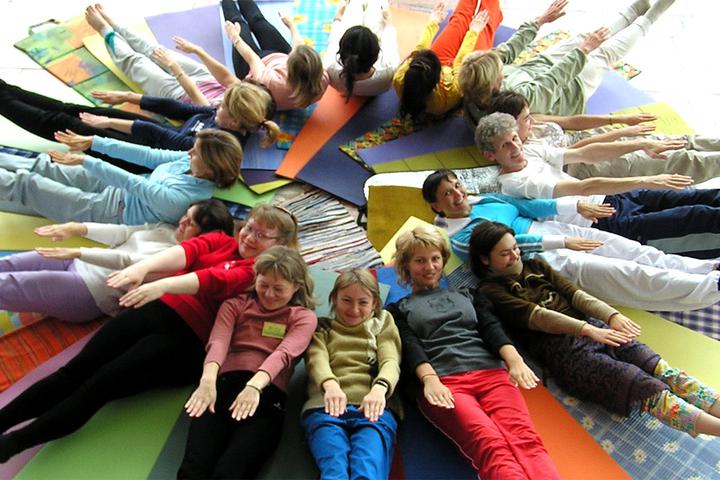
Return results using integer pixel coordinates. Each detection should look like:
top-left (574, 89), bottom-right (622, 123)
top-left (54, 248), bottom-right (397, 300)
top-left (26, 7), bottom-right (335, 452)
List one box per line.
top-left (408, 246), bottom-right (444, 292)
top-left (487, 233), bottom-right (521, 270)
top-left (188, 139), bottom-right (213, 179)
top-left (431, 177), bottom-right (471, 218)
top-left (214, 97), bottom-right (238, 130)
top-left (237, 218), bottom-right (281, 259)
top-left (255, 271), bottom-right (299, 311)
top-left (175, 205), bottom-right (202, 242)
top-left (485, 129), bottom-right (526, 173)
top-left (515, 106), bottom-right (533, 142)
top-left (334, 283), bottom-right (377, 327)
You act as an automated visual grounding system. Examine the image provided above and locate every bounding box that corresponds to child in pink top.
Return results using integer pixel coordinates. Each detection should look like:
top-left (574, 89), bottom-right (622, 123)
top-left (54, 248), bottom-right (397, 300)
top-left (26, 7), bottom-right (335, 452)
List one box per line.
top-left (179, 246), bottom-right (317, 479)
top-left (222, 0), bottom-right (329, 110)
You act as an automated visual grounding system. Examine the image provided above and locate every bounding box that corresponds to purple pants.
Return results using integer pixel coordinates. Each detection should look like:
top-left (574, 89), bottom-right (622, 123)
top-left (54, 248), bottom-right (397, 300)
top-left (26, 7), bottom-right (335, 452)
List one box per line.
top-left (0, 251), bottom-right (102, 323)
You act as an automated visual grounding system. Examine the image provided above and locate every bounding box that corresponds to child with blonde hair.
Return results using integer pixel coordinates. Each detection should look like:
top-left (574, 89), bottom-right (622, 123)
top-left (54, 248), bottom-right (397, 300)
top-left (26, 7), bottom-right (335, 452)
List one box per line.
top-left (302, 269), bottom-right (401, 479)
top-left (179, 245), bottom-right (317, 479)
top-left (223, 0), bottom-right (328, 110)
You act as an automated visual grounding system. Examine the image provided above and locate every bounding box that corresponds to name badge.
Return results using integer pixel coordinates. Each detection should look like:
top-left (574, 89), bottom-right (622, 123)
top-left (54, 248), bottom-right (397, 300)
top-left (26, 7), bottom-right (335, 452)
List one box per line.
top-left (262, 321), bottom-right (286, 339)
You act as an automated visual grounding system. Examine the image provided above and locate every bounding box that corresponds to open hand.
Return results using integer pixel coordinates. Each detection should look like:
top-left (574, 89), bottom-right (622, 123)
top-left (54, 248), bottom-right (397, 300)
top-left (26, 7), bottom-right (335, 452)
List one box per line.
top-left (536, 0), bottom-right (568, 26)
top-left (34, 221), bottom-right (86, 241)
top-left (90, 90), bottom-right (127, 105)
top-left (48, 150), bottom-right (85, 166)
top-left (564, 236), bottom-right (603, 251)
top-left (53, 129), bottom-right (93, 151)
top-left (185, 379), bottom-right (217, 417)
top-left (580, 27), bottom-right (610, 54)
top-left (172, 35), bottom-right (200, 54)
top-left (430, 1), bottom-right (448, 25)
top-left (230, 386), bottom-right (260, 421)
top-left (35, 247), bottom-right (81, 260)
top-left (608, 313), bottom-right (642, 337)
top-left (577, 202), bottom-right (615, 223)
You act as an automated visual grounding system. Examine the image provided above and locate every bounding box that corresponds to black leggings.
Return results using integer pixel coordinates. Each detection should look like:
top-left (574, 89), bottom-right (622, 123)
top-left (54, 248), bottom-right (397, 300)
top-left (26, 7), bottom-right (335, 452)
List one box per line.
top-left (177, 371), bottom-right (287, 479)
top-left (0, 79), bottom-right (157, 173)
top-left (221, 0), bottom-right (291, 78)
top-left (0, 301), bottom-right (204, 456)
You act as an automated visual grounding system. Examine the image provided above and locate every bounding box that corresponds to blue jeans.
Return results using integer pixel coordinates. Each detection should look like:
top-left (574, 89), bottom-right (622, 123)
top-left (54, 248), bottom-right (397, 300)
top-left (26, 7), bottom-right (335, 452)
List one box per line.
top-left (302, 406), bottom-right (398, 480)
top-left (595, 188), bottom-right (720, 259)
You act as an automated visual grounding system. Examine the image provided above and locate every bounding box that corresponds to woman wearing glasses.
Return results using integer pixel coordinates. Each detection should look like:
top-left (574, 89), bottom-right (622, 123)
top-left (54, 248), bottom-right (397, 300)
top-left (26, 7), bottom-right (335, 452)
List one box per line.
top-left (0, 203), bottom-right (299, 463)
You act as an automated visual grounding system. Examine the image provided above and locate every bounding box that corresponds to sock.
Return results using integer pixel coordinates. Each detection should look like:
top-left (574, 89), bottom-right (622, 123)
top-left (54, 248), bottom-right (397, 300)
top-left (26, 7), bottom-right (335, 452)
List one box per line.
top-left (642, 390), bottom-right (702, 437)
top-left (644, 0), bottom-right (676, 24)
top-left (653, 358), bottom-right (720, 412)
top-left (608, 0), bottom-right (651, 34)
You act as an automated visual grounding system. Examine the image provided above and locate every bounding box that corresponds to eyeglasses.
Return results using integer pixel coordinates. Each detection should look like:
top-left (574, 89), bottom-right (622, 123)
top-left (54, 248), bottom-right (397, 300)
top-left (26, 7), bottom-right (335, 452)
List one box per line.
top-left (241, 222), bottom-right (280, 242)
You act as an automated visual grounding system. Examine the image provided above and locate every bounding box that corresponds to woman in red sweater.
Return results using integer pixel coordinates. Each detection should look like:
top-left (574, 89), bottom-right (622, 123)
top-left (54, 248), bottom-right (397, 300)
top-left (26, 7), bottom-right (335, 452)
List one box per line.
top-left (0, 203), bottom-right (299, 463)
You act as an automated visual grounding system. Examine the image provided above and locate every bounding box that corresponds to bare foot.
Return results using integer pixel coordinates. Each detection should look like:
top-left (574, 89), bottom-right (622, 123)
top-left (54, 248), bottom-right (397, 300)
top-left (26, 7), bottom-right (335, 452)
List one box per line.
top-left (85, 4), bottom-right (109, 33)
top-left (94, 3), bottom-right (118, 30)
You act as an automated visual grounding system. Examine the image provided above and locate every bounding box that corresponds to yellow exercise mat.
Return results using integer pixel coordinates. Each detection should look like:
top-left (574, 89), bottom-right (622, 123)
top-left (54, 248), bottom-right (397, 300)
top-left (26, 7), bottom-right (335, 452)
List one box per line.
top-left (617, 306), bottom-right (720, 389)
top-left (379, 216), bottom-right (463, 274)
top-left (249, 178), bottom-right (293, 194)
top-left (612, 102), bottom-right (694, 136)
top-left (82, 21), bottom-right (159, 93)
top-left (367, 185), bottom-right (434, 251)
top-left (0, 212), bottom-right (105, 250)
top-left (373, 146), bottom-right (491, 174)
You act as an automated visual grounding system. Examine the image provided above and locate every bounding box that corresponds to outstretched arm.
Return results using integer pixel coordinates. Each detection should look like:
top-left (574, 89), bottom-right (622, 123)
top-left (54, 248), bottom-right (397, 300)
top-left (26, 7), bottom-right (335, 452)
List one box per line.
top-left (151, 47), bottom-right (210, 106)
top-left (173, 35), bottom-right (239, 88)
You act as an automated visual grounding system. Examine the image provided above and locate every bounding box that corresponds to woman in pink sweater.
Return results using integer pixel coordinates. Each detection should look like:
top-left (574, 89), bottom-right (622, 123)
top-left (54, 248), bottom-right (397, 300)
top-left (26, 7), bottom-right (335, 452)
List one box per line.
top-left (179, 245), bottom-right (317, 479)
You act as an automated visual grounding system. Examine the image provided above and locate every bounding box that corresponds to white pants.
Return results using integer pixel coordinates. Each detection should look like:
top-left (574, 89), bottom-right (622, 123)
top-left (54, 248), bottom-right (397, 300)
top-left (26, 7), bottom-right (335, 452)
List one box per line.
top-left (528, 221), bottom-right (720, 311)
top-left (544, 17), bottom-right (650, 101)
top-left (108, 24), bottom-right (216, 100)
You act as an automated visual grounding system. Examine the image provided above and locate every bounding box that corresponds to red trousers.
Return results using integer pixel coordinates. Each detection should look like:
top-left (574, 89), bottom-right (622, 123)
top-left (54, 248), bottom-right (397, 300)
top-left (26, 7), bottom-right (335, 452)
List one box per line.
top-left (431, 0), bottom-right (503, 65)
top-left (418, 368), bottom-right (560, 480)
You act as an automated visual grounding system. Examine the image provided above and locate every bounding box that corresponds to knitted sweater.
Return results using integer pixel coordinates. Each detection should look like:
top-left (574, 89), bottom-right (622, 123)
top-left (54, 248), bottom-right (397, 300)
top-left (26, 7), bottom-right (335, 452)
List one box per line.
top-left (303, 310), bottom-right (402, 416)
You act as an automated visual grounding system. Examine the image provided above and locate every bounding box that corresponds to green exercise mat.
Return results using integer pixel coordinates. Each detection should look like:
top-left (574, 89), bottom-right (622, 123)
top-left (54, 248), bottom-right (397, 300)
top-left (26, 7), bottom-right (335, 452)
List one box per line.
top-left (17, 386), bottom-right (190, 480)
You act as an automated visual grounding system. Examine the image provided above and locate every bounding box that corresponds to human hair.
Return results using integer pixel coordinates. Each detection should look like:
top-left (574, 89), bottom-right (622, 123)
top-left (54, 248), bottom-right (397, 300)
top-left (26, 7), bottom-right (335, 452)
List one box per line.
top-left (399, 49), bottom-right (441, 121)
top-left (253, 245), bottom-right (316, 309)
top-left (421, 169), bottom-right (458, 205)
top-left (392, 225), bottom-right (450, 286)
top-left (468, 221), bottom-right (515, 278)
top-left (488, 90), bottom-right (529, 118)
top-left (474, 112), bottom-right (517, 153)
top-left (194, 129), bottom-right (242, 188)
top-left (287, 45), bottom-right (325, 108)
top-left (190, 199), bottom-right (235, 236)
top-left (329, 269), bottom-right (382, 318)
top-left (224, 81), bottom-right (280, 148)
top-left (248, 203), bottom-right (300, 249)
top-left (458, 50), bottom-right (503, 109)
top-left (337, 26), bottom-right (380, 101)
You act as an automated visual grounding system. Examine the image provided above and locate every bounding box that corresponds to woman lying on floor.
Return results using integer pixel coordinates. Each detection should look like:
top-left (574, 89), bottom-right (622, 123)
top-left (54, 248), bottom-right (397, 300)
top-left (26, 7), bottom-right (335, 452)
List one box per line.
top-left (0, 203), bottom-right (299, 464)
top-left (0, 199), bottom-right (233, 323)
top-left (469, 221), bottom-right (720, 437)
top-left (0, 129), bottom-right (239, 226)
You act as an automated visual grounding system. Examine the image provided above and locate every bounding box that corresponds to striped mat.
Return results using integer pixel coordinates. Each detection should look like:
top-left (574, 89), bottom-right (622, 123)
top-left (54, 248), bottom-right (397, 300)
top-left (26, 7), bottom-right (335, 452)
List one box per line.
top-left (281, 189), bottom-right (383, 271)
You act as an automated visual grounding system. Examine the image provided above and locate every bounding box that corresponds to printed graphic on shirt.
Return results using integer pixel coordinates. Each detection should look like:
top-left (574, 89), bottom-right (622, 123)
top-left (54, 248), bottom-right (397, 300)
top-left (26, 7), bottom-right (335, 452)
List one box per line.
top-left (262, 321), bottom-right (287, 339)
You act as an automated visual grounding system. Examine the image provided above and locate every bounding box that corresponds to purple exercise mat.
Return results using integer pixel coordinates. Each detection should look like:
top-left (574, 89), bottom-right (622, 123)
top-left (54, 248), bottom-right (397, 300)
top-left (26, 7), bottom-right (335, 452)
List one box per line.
top-left (145, 5), bottom-right (226, 67)
top-left (0, 333), bottom-right (96, 479)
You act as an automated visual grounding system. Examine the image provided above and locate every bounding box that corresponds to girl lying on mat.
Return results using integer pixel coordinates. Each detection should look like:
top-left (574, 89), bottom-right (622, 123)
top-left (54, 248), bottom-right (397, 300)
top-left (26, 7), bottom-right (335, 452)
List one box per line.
top-left (0, 129), bottom-right (239, 226)
top-left (392, 0), bottom-right (505, 121)
top-left (179, 246), bottom-right (316, 479)
top-left (323, 0), bottom-right (400, 99)
top-left (302, 269), bottom-right (401, 480)
top-left (385, 225), bottom-right (561, 480)
top-left (83, 3), bottom-right (282, 150)
top-left (469, 221), bottom-right (720, 438)
top-left (0, 199), bottom-right (233, 324)
top-left (488, 90), bottom-right (720, 184)
top-left (222, 0), bottom-right (328, 110)
top-left (0, 203), bottom-right (299, 464)
top-left (460, 0), bottom-right (675, 118)
top-left (0, 78), bottom-right (276, 159)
